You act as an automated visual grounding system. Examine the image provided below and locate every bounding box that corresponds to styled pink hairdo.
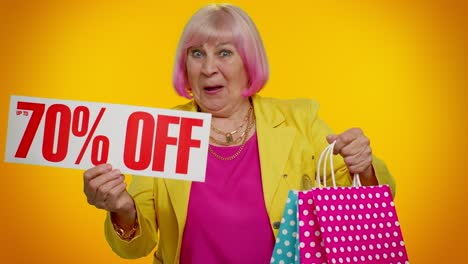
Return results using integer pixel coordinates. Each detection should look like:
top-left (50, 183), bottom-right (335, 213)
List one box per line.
top-left (172, 4), bottom-right (269, 99)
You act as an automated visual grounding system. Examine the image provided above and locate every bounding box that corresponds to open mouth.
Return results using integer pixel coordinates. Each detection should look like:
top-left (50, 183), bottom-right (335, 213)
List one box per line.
top-left (203, 85), bottom-right (224, 92)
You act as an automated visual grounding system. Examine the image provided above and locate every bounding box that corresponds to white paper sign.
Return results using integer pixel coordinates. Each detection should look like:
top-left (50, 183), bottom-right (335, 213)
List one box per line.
top-left (5, 95), bottom-right (211, 182)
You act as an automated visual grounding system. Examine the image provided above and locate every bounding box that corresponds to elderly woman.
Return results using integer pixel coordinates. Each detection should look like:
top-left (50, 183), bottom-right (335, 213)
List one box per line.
top-left (83, 3), bottom-right (395, 264)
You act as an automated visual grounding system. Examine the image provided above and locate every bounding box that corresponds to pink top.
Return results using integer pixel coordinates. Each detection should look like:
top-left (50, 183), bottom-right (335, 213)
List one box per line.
top-left (180, 132), bottom-right (274, 264)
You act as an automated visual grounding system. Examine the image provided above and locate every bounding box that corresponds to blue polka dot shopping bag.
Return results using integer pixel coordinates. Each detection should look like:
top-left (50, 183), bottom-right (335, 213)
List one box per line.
top-left (270, 190), bottom-right (300, 264)
top-left (271, 142), bottom-right (409, 264)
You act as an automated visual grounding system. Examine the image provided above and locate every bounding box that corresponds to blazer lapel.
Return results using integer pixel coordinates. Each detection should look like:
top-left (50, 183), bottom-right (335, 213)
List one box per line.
top-left (253, 95), bottom-right (296, 213)
top-left (163, 100), bottom-right (198, 238)
top-left (164, 178), bottom-right (192, 232)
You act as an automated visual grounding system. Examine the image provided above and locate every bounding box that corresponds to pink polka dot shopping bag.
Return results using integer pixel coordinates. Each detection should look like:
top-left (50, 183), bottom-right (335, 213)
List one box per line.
top-left (272, 142), bottom-right (409, 264)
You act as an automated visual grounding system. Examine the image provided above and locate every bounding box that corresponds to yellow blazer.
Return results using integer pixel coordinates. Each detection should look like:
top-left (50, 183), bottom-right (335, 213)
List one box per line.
top-left (104, 95), bottom-right (395, 264)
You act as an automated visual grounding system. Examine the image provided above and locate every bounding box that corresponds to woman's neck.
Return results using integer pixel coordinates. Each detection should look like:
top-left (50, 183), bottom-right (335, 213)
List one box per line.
top-left (202, 99), bottom-right (256, 147)
top-left (202, 99), bottom-right (252, 132)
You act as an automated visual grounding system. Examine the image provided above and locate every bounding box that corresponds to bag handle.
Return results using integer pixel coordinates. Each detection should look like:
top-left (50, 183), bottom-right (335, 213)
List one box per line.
top-left (315, 141), bottom-right (361, 188)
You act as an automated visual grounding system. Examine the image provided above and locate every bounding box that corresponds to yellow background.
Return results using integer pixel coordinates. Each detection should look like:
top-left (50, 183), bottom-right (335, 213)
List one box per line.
top-left (1, 0), bottom-right (466, 263)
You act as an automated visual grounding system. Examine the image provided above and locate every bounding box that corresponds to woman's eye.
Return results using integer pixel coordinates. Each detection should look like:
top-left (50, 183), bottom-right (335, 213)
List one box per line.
top-left (191, 50), bottom-right (203, 58)
top-left (219, 50), bottom-right (232, 57)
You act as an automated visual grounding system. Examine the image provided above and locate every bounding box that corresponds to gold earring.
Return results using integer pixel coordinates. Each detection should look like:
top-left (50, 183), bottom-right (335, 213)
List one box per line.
top-left (186, 87), bottom-right (193, 97)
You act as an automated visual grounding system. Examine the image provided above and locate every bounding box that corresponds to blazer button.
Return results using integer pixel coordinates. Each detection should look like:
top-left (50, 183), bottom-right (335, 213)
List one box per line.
top-left (273, 221), bottom-right (281, 229)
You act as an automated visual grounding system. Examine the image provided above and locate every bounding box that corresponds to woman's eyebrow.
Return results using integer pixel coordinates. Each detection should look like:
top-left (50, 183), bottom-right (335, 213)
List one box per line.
top-left (188, 45), bottom-right (203, 49)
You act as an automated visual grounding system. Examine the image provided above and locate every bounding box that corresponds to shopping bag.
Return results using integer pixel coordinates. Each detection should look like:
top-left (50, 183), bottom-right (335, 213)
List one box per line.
top-left (298, 141), bottom-right (409, 264)
top-left (270, 190), bottom-right (300, 264)
top-left (298, 190), bottom-right (327, 263)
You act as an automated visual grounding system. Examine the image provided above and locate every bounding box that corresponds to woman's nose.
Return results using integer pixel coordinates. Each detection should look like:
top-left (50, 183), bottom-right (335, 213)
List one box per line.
top-left (201, 56), bottom-right (218, 76)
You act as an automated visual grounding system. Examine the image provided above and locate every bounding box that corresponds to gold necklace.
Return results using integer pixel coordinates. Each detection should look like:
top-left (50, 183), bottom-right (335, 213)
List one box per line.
top-left (209, 130), bottom-right (246, 146)
top-left (210, 106), bottom-right (252, 144)
top-left (208, 110), bottom-right (255, 161)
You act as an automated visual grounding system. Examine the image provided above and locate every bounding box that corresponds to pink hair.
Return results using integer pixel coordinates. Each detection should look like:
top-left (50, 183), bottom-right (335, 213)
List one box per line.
top-left (172, 4), bottom-right (269, 98)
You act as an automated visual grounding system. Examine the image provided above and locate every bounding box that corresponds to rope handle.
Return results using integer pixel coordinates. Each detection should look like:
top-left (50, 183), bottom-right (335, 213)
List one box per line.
top-left (315, 141), bottom-right (361, 188)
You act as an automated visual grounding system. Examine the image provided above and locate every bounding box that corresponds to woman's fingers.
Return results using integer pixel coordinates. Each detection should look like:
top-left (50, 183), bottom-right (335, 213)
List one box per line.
top-left (93, 178), bottom-right (127, 210)
top-left (85, 169), bottom-right (121, 204)
top-left (83, 165), bottom-right (134, 214)
top-left (344, 151), bottom-right (373, 174)
top-left (327, 128), bottom-right (373, 174)
top-left (106, 182), bottom-right (130, 212)
top-left (327, 128), bottom-right (363, 155)
top-left (95, 174), bottom-right (125, 201)
top-left (84, 164), bottom-right (112, 184)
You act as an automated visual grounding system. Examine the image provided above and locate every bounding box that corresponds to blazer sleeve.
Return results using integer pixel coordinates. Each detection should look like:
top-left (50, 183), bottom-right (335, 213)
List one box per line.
top-left (307, 101), bottom-right (396, 197)
top-left (104, 175), bottom-right (158, 259)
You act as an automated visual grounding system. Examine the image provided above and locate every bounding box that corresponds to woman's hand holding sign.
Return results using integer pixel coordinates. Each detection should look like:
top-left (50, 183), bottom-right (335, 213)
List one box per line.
top-left (83, 164), bottom-right (136, 231)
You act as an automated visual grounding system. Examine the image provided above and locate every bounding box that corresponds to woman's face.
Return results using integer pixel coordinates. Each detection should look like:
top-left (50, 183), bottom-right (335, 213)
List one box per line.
top-left (186, 40), bottom-right (249, 116)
